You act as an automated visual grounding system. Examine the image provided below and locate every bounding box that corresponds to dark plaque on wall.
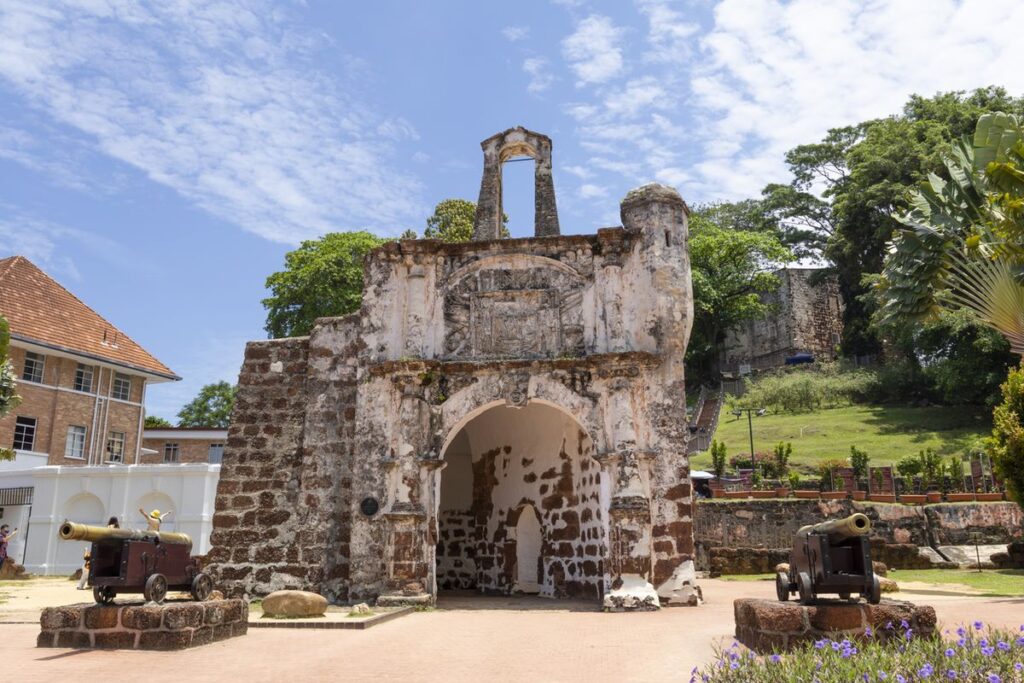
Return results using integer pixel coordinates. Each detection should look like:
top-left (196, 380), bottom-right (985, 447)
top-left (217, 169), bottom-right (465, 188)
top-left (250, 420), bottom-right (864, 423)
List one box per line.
top-left (360, 497), bottom-right (380, 517)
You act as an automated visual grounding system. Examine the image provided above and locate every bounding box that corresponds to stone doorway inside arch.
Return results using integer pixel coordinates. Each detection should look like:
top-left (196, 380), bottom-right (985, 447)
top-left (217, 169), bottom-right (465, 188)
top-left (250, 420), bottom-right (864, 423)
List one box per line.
top-left (435, 402), bottom-right (606, 602)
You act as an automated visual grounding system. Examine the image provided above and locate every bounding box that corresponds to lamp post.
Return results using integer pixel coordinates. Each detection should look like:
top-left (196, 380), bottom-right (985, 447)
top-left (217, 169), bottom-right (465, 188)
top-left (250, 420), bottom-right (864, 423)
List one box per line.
top-left (731, 407), bottom-right (767, 467)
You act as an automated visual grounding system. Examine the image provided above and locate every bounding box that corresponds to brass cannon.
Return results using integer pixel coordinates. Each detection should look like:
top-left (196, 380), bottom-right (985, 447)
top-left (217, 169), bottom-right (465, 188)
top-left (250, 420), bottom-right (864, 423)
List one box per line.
top-left (776, 513), bottom-right (881, 605)
top-left (59, 521), bottom-right (211, 605)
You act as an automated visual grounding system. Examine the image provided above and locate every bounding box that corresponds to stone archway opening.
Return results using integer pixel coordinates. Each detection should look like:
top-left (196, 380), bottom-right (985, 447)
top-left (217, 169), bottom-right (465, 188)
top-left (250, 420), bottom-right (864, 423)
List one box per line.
top-left (435, 402), bottom-right (605, 600)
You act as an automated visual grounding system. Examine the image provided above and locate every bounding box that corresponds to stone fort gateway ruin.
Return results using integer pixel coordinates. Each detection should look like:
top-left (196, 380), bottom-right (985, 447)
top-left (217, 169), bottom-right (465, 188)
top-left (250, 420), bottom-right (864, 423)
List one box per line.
top-left (206, 127), bottom-right (703, 610)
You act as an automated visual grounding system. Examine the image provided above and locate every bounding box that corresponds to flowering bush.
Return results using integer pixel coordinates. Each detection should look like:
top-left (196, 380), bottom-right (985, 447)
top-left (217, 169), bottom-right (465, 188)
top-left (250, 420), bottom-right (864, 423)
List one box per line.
top-left (692, 620), bottom-right (1024, 682)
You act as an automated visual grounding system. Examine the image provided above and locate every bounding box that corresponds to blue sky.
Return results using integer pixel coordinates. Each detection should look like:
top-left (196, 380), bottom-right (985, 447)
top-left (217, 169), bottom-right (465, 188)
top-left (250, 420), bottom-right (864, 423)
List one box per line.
top-left (2, 0), bottom-right (1023, 419)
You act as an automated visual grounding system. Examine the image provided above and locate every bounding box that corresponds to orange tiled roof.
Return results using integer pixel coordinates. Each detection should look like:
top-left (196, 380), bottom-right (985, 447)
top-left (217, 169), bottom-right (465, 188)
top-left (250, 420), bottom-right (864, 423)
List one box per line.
top-left (0, 256), bottom-right (178, 380)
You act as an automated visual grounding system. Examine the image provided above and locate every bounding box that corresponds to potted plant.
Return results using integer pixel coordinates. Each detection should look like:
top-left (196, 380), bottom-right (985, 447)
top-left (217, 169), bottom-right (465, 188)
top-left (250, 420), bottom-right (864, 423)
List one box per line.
top-left (778, 470), bottom-right (799, 498)
top-left (944, 456), bottom-right (975, 502)
top-left (849, 446), bottom-right (869, 501)
top-left (976, 490), bottom-right (1005, 502)
top-left (748, 468), bottom-right (774, 498)
top-left (818, 459), bottom-right (848, 499)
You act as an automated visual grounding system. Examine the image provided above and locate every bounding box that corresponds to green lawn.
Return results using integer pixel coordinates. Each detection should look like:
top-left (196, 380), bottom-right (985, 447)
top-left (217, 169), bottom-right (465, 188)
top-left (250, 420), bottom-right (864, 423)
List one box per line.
top-left (691, 404), bottom-right (991, 473)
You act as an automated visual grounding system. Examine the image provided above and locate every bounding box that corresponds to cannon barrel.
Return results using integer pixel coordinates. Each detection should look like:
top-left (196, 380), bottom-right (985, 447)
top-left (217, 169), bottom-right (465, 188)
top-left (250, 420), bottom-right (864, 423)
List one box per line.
top-left (58, 521), bottom-right (193, 552)
top-left (796, 513), bottom-right (871, 543)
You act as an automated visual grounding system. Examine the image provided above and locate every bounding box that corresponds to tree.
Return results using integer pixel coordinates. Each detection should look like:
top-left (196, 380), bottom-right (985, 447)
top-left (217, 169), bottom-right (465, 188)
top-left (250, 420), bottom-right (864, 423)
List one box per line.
top-left (177, 381), bottom-right (237, 428)
top-left (144, 415), bottom-right (173, 428)
top-left (424, 198), bottom-right (508, 242)
top-left (0, 315), bottom-right (20, 461)
top-left (767, 87), bottom-right (1024, 356)
top-left (686, 211), bottom-right (793, 383)
top-left (987, 365), bottom-right (1024, 509)
top-left (399, 228), bottom-right (418, 240)
top-left (263, 231), bottom-right (387, 338)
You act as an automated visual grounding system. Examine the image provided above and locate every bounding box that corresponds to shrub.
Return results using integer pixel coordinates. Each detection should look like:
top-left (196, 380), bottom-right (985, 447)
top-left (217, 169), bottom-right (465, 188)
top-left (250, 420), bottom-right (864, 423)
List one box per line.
top-left (896, 455), bottom-right (923, 479)
top-left (731, 364), bottom-right (875, 414)
top-left (787, 471), bottom-right (801, 490)
top-left (987, 363), bottom-right (1024, 510)
top-left (919, 448), bottom-right (943, 489)
top-left (710, 440), bottom-right (727, 479)
top-left (772, 441), bottom-right (792, 477)
top-left (818, 458), bottom-right (846, 491)
top-left (692, 620), bottom-right (1024, 683)
top-left (849, 446), bottom-right (870, 479)
top-left (945, 457), bottom-right (966, 493)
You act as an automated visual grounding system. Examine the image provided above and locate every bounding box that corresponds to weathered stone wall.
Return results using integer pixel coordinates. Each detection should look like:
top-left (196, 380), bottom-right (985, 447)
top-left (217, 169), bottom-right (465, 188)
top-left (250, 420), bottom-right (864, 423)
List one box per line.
top-left (695, 499), bottom-right (1023, 573)
top-left (206, 338), bottom-right (312, 598)
top-left (722, 268), bottom-right (843, 371)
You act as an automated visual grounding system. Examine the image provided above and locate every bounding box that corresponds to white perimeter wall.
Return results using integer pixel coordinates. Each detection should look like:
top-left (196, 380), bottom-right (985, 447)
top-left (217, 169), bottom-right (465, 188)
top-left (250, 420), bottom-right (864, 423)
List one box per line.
top-left (0, 464), bottom-right (220, 575)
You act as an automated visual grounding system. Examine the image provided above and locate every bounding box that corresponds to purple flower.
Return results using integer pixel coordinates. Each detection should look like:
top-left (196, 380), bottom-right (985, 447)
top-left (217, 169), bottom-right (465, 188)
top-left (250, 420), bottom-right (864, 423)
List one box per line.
top-left (982, 646), bottom-right (995, 656)
top-left (981, 638), bottom-right (989, 647)
top-left (1017, 636), bottom-right (1024, 646)
top-left (905, 629), bottom-right (914, 640)
top-left (814, 639), bottom-right (826, 649)
top-left (770, 654), bottom-right (781, 663)
top-left (987, 675), bottom-right (1000, 683)
top-left (901, 619), bottom-right (911, 629)
top-left (945, 648), bottom-right (956, 657)
top-left (865, 627), bottom-right (873, 637)
top-left (729, 661), bottom-right (739, 670)
top-left (1015, 663), bottom-right (1023, 672)
top-left (731, 641), bottom-right (739, 649)
top-left (919, 663), bottom-right (934, 678)
top-left (896, 675), bottom-right (906, 683)
top-left (957, 627), bottom-right (967, 637)
top-left (946, 671), bottom-right (956, 680)
top-left (958, 638), bottom-right (967, 647)
top-left (832, 641), bottom-right (841, 651)
top-left (999, 641), bottom-right (1010, 651)
top-left (974, 621), bottom-right (984, 630)
top-left (886, 621), bottom-right (894, 630)
top-left (878, 673), bottom-right (888, 680)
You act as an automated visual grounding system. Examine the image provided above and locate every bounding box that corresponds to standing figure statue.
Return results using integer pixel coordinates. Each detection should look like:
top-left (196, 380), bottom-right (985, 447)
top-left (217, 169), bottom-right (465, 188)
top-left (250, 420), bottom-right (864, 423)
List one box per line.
top-left (139, 508), bottom-right (172, 533)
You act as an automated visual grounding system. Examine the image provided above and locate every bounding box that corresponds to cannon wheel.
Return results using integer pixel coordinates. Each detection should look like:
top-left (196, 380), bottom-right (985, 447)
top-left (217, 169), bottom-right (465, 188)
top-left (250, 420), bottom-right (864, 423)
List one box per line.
top-left (797, 571), bottom-right (815, 604)
top-left (190, 572), bottom-right (213, 602)
top-left (866, 575), bottom-right (881, 605)
top-left (93, 586), bottom-right (115, 605)
top-left (775, 572), bottom-right (790, 601)
top-left (144, 573), bottom-right (168, 604)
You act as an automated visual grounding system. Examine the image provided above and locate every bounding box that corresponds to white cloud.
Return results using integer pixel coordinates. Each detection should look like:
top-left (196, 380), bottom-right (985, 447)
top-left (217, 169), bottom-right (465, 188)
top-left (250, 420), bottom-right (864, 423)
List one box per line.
top-left (502, 25), bottom-right (530, 42)
top-left (0, 0), bottom-right (425, 243)
top-left (690, 0), bottom-right (1024, 199)
top-left (636, 0), bottom-right (699, 65)
top-left (578, 183), bottom-right (605, 198)
top-left (523, 57), bottom-right (556, 94)
top-left (562, 15), bottom-right (625, 86)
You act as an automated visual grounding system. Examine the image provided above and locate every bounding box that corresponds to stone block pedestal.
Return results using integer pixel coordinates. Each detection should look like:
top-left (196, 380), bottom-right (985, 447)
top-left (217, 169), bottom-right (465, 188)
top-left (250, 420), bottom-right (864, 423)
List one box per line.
top-left (734, 598), bottom-right (936, 653)
top-left (38, 599), bottom-right (248, 650)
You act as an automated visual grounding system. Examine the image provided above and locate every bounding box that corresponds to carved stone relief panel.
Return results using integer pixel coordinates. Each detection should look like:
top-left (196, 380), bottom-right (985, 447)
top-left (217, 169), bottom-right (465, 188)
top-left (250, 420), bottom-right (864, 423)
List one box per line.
top-left (443, 260), bottom-right (585, 359)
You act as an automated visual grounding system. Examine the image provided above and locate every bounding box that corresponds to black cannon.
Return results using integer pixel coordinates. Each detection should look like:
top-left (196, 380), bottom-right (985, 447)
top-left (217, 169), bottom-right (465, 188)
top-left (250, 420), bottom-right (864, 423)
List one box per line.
top-left (59, 521), bottom-right (212, 605)
top-left (776, 513), bottom-right (881, 605)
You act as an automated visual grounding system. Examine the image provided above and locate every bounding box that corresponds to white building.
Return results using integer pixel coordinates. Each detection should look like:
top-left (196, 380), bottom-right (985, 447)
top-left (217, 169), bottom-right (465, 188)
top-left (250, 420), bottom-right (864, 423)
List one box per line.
top-left (0, 463), bottom-right (219, 575)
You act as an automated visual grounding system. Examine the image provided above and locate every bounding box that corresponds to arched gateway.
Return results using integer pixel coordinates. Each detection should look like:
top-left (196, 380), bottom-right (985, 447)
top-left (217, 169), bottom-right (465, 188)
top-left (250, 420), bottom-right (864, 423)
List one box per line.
top-left (206, 129), bottom-right (703, 610)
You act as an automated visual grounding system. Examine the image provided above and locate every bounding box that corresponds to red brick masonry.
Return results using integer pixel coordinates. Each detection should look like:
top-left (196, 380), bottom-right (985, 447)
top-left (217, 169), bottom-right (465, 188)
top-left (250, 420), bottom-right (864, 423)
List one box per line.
top-left (734, 598), bottom-right (936, 653)
top-left (37, 599), bottom-right (248, 650)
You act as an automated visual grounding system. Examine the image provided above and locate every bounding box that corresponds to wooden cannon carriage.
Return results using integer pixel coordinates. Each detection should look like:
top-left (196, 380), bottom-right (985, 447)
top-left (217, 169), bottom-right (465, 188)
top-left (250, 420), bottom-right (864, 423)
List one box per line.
top-left (776, 512), bottom-right (881, 605)
top-left (60, 521), bottom-right (212, 604)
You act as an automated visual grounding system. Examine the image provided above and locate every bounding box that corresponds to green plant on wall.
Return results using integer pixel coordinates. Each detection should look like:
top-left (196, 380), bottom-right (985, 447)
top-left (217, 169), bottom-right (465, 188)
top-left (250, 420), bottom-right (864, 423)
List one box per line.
top-left (0, 315), bottom-right (21, 461)
top-left (872, 468), bottom-right (885, 493)
top-left (919, 448), bottom-right (944, 489)
top-left (787, 471), bottom-right (801, 490)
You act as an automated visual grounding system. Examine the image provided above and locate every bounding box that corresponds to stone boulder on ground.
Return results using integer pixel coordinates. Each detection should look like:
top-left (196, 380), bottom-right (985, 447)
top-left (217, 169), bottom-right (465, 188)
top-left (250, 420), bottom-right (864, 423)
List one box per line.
top-left (261, 590), bottom-right (328, 618)
top-left (878, 576), bottom-right (899, 593)
top-left (0, 557), bottom-right (28, 580)
top-left (872, 561), bottom-right (888, 577)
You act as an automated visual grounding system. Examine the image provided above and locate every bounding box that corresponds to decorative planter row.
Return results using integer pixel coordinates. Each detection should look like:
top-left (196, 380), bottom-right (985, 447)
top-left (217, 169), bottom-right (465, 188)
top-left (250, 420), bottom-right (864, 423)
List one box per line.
top-left (718, 490), bottom-right (1005, 503)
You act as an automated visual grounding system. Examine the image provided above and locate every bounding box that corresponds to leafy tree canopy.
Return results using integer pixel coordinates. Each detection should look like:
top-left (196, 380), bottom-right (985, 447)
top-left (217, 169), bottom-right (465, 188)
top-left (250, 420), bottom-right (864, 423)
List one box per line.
top-left (686, 211), bottom-right (793, 383)
top-left (766, 86), bottom-right (1024, 356)
top-left (423, 198), bottom-right (508, 242)
top-left (263, 231), bottom-right (387, 338)
top-left (144, 415), bottom-right (173, 428)
top-left (177, 381), bottom-right (237, 428)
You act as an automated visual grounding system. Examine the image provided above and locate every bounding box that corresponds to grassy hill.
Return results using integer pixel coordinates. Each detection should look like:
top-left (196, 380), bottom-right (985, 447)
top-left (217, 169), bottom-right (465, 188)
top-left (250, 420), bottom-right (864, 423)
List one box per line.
top-left (689, 404), bottom-right (991, 473)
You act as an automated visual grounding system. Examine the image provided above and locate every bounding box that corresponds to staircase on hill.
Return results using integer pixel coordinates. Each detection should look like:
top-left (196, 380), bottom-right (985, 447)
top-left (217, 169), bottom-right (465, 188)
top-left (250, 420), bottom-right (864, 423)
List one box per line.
top-left (687, 385), bottom-right (723, 455)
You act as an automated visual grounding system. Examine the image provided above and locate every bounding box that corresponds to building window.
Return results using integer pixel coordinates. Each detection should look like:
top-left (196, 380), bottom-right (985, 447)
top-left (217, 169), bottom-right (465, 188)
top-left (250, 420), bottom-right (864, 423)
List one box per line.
top-left (208, 443), bottom-right (225, 464)
top-left (65, 426), bottom-right (87, 459)
top-left (112, 373), bottom-right (132, 401)
top-left (13, 417), bottom-right (37, 451)
top-left (163, 442), bottom-right (180, 463)
top-left (74, 364), bottom-right (94, 392)
top-left (106, 431), bottom-right (125, 463)
top-left (22, 352), bottom-right (44, 383)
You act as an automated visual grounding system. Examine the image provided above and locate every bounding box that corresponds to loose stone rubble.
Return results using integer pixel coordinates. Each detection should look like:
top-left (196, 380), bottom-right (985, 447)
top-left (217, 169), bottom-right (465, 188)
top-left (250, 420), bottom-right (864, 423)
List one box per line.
top-left (206, 128), bottom-right (702, 610)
